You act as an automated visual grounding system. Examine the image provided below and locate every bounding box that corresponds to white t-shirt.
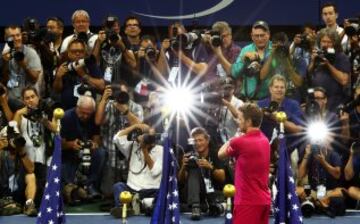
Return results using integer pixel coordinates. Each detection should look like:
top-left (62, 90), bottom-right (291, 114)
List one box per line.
top-left (113, 135), bottom-right (163, 191)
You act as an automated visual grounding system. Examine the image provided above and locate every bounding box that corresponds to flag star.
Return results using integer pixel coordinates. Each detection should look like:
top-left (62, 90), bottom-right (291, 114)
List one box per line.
top-left (292, 204), bottom-right (299, 211)
top-left (52, 164), bottom-right (58, 171)
top-left (172, 202), bottom-right (178, 209)
top-left (172, 216), bottom-right (176, 222)
top-left (45, 182), bottom-right (49, 188)
top-left (56, 191), bottom-right (60, 197)
top-left (169, 176), bottom-right (173, 182)
top-left (45, 194), bottom-right (50, 200)
top-left (168, 204), bottom-right (173, 210)
top-left (287, 211), bottom-right (291, 218)
top-left (48, 220), bottom-right (54, 224)
top-left (37, 212), bottom-right (42, 217)
top-left (287, 193), bottom-right (292, 200)
top-left (54, 177), bottom-right (60, 184)
top-left (299, 216), bottom-right (303, 222)
top-left (274, 207), bottom-right (280, 213)
top-left (47, 207), bottom-right (53, 213)
top-left (57, 212), bottom-right (60, 217)
top-left (167, 193), bottom-right (171, 199)
top-left (172, 190), bottom-right (178, 197)
top-left (289, 177), bottom-right (294, 184)
top-left (170, 149), bottom-right (174, 154)
top-left (171, 161), bottom-right (175, 167)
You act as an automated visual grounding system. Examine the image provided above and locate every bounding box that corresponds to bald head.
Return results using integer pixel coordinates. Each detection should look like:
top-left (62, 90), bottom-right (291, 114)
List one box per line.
top-left (76, 95), bottom-right (95, 121)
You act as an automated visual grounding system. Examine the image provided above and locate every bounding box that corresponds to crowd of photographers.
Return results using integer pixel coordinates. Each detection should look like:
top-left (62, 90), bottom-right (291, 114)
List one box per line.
top-left (0, 1), bottom-right (359, 220)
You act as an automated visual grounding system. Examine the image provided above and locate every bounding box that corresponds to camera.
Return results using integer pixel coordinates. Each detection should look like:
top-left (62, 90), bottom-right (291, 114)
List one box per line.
top-left (301, 184), bottom-right (315, 217)
top-left (126, 128), bottom-right (160, 145)
top-left (6, 37), bottom-right (25, 62)
top-left (315, 48), bottom-right (336, 65)
top-left (105, 16), bottom-right (119, 43)
top-left (75, 32), bottom-right (90, 44)
top-left (6, 121), bottom-right (26, 149)
top-left (67, 55), bottom-right (96, 71)
top-left (311, 144), bottom-right (321, 155)
top-left (113, 91), bottom-right (130, 104)
top-left (171, 30), bottom-right (202, 50)
top-left (274, 43), bottom-right (289, 58)
top-left (24, 98), bottom-right (58, 122)
top-left (77, 83), bottom-right (96, 96)
top-left (296, 34), bottom-right (311, 50)
top-left (144, 46), bottom-right (156, 60)
top-left (79, 140), bottom-right (92, 174)
top-left (209, 30), bottom-right (221, 47)
top-left (305, 88), bottom-right (321, 118)
top-left (337, 95), bottom-right (360, 114)
top-left (262, 101), bottom-right (279, 114)
top-left (186, 151), bottom-right (200, 168)
top-left (345, 18), bottom-right (359, 37)
top-left (244, 54), bottom-right (261, 77)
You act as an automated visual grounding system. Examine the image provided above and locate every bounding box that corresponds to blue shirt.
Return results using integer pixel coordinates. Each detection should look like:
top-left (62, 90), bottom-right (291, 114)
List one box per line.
top-left (258, 97), bottom-right (303, 151)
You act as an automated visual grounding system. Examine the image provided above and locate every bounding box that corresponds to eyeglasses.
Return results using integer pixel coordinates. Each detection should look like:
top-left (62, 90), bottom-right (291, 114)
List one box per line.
top-left (69, 49), bottom-right (85, 54)
top-left (126, 23), bottom-right (139, 28)
top-left (252, 34), bottom-right (266, 39)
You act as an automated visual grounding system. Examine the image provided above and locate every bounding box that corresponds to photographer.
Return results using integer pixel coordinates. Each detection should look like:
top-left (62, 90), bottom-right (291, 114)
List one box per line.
top-left (343, 142), bottom-right (360, 207)
top-left (258, 75), bottom-right (303, 152)
top-left (0, 84), bottom-right (14, 126)
top-left (297, 141), bottom-right (343, 218)
top-left (203, 21), bottom-right (241, 81)
top-left (111, 123), bottom-right (163, 217)
top-left (60, 95), bottom-right (106, 201)
top-left (91, 15), bottom-right (137, 84)
top-left (164, 23), bottom-right (209, 86)
top-left (260, 32), bottom-right (306, 101)
top-left (13, 86), bottom-right (56, 205)
top-left (95, 83), bottom-right (143, 193)
top-left (217, 77), bottom-right (244, 144)
top-left (308, 28), bottom-right (351, 112)
top-left (231, 20), bottom-right (272, 100)
top-left (178, 127), bottom-right (226, 220)
top-left (134, 35), bottom-right (167, 105)
top-left (1, 25), bottom-right (43, 110)
top-left (53, 39), bottom-right (105, 110)
top-left (290, 23), bottom-right (317, 67)
top-left (60, 9), bottom-right (98, 54)
top-left (0, 121), bottom-right (37, 216)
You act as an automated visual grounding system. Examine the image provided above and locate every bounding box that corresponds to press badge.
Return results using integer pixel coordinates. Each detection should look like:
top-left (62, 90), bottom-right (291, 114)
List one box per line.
top-left (168, 67), bottom-right (179, 83)
top-left (204, 177), bottom-right (215, 193)
top-left (9, 174), bottom-right (18, 192)
top-left (316, 185), bottom-right (326, 199)
top-left (104, 66), bottom-right (113, 83)
top-left (216, 64), bottom-right (226, 77)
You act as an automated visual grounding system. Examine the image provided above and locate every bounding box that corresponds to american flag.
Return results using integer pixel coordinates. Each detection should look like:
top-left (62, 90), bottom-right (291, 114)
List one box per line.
top-left (36, 135), bottom-right (66, 224)
top-left (150, 136), bottom-right (180, 224)
top-left (274, 134), bottom-right (303, 224)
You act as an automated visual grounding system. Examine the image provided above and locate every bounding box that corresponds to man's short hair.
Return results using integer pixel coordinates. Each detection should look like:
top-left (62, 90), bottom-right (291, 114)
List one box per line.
top-left (314, 86), bottom-right (328, 98)
top-left (124, 15), bottom-right (142, 27)
top-left (191, 127), bottom-right (210, 140)
top-left (239, 103), bottom-right (263, 128)
top-left (47, 17), bottom-right (64, 29)
top-left (21, 86), bottom-right (39, 98)
top-left (77, 94), bottom-right (96, 111)
top-left (321, 2), bottom-right (338, 13)
top-left (72, 9), bottom-right (90, 23)
top-left (67, 38), bottom-right (87, 51)
top-left (269, 74), bottom-right (287, 89)
top-left (4, 25), bottom-right (21, 38)
top-left (252, 20), bottom-right (270, 33)
top-left (212, 21), bottom-right (232, 35)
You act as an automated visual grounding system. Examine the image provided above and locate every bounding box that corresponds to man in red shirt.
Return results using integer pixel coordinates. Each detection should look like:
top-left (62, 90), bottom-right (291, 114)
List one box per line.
top-left (218, 103), bottom-right (271, 224)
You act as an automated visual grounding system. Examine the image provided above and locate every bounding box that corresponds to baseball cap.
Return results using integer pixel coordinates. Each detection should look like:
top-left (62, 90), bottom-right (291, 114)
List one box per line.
top-left (252, 20), bottom-right (270, 32)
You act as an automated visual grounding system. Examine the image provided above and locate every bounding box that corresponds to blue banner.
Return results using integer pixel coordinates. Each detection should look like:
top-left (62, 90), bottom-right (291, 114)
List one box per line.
top-left (1, 0), bottom-right (359, 26)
